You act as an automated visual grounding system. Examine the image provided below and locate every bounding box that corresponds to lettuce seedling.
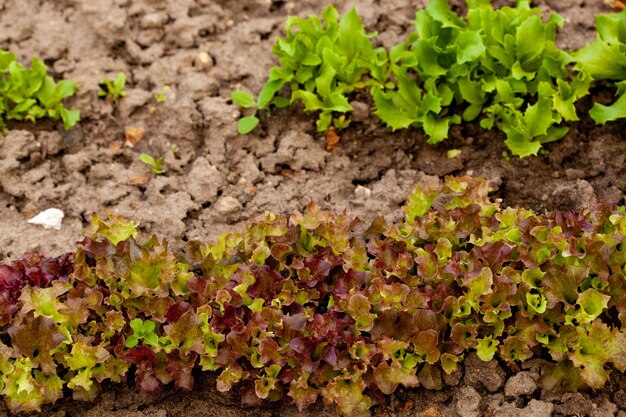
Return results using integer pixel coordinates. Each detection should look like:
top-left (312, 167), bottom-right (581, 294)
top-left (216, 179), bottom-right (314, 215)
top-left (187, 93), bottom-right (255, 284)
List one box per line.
top-left (139, 153), bottom-right (166, 175)
top-left (576, 11), bottom-right (626, 124)
top-left (231, 90), bottom-right (260, 134)
top-left (154, 85), bottom-right (170, 104)
top-left (237, 4), bottom-right (389, 134)
top-left (98, 72), bottom-right (127, 102)
top-left (373, 0), bottom-right (589, 157)
top-left (0, 49), bottom-right (80, 131)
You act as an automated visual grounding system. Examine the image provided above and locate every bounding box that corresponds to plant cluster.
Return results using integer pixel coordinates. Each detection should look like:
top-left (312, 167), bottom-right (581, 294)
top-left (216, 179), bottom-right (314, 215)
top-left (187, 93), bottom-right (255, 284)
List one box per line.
top-left (232, 4), bottom-right (389, 134)
top-left (234, 1), bottom-right (626, 157)
top-left (0, 49), bottom-right (80, 131)
top-left (373, 0), bottom-right (591, 156)
top-left (2, 178), bottom-right (626, 414)
top-left (576, 10), bottom-right (626, 123)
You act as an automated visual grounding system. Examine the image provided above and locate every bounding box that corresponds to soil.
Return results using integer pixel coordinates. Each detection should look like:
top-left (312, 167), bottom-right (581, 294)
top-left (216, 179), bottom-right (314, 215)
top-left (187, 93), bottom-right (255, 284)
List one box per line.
top-left (1, 0), bottom-right (625, 416)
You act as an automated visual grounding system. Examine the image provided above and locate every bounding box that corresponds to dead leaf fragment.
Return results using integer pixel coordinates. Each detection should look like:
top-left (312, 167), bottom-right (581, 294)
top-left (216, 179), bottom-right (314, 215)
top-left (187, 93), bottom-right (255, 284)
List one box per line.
top-left (326, 126), bottom-right (340, 151)
top-left (110, 140), bottom-right (124, 155)
top-left (612, 0), bottom-right (625, 9)
top-left (280, 168), bottom-right (295, 179)
top-left (128, 174), bottom-right (150, 185)
top-left (402, 400), bottom-right (414, 413)
top-left (245, 185), bottom-right (257, 196)
top-left (422, 407), bottom-right (441, 417)
top-left (125, 127), bottom-right (145, 147)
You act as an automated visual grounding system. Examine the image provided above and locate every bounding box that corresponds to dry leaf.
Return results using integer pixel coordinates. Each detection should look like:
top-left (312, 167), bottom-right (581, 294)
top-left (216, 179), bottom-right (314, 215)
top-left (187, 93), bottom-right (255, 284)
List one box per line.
top-left (245, 185), bottom-right (257, 196)
top-left (125, 127), bottom-right (145, 147)
top-left (128, 174), bottom-right (150, 185)
top-left (402, 400), bottom-right (414, 413)
top-left (421, 407), bottom-right (441, 417)
top-left (326, 126), bottom-right (340, 151)
top-left (613, 0), bottom-right (625, 9)
top-left (110, 140), bottom-right (124, 155)
top-left (280, 168), bottom-right (295, 179)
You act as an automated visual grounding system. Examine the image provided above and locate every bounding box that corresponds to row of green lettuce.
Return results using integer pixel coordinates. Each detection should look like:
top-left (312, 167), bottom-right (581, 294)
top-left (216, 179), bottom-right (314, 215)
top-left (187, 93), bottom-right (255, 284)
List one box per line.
top-left (233, 0), bottom-right (626, 157)
top-left (3, 177), bottom-right (626, 414)
top-left (0, 50), bottom-right (79, 131)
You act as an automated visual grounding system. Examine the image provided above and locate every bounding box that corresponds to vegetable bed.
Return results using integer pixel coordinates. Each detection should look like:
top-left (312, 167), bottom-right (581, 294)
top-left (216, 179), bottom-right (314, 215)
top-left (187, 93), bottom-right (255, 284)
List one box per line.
top-left (2, 0), bottom-right (626, 416)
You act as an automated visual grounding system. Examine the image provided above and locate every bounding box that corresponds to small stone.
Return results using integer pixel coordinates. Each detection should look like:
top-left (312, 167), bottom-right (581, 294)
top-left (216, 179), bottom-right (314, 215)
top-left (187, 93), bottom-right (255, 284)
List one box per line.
top-left (215, 196), bottom-right (242, 216)
top-left (354, 185), bottom-right (372, 199)
top-left (194, 51), bottom-right (213, 69)
top-left (27, 208), bottom-right (65, 230)
top-left (141, 12), bottom-right (168, 29)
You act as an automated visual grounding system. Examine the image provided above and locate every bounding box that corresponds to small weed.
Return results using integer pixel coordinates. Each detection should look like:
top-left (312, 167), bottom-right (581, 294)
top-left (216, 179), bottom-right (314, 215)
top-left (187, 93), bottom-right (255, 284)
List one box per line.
top-left (155, 85), bottom-right (170, 103)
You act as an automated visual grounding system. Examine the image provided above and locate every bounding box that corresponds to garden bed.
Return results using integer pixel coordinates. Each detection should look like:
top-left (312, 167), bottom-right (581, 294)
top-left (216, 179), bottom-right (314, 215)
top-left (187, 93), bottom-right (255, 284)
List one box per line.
top-left (1, 0), bottom-right (626, 416)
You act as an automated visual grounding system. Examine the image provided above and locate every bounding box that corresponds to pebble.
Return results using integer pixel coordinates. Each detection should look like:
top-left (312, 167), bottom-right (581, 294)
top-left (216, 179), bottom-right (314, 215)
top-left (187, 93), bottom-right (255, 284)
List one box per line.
top-left (215, 196), bottom-right (242, 216)
top-left (27, 208), bottom-right (65, 230)
top-left (140, 12), bottom-right (168, 29)
top-left (354, 185), bottom-right (372, 199)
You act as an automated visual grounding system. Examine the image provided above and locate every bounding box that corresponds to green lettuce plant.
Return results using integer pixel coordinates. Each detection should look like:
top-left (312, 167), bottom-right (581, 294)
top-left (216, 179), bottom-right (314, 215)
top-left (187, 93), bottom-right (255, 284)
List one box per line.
top-left (372, 0), bottom-right (590, 157)
top-left (576, 10), bottom-right (626, 124)
top-left (233, 4), bottom-right (390, 133)
top-left (3, 178), bottom-right (626, 414)
top-left (0, 49), bottom-right (80, 131)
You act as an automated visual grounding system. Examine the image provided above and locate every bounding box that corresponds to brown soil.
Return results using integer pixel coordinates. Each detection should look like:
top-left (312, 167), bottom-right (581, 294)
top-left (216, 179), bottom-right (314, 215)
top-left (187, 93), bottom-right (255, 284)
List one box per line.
top-left (1, 0), bottom-right (625, 416)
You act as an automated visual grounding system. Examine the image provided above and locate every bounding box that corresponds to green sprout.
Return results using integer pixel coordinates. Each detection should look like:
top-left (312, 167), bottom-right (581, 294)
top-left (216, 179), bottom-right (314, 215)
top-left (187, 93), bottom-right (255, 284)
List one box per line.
top-left (139, 153), bottom-right (166, 175)
top-left (231, 90), bottom-right (259, 134)
top-left (98, 72), bottom-right (127, 101)
top-left (126, 318), bottom-right (159, 347)
top-left (155, 85), bottom-right (170, 103)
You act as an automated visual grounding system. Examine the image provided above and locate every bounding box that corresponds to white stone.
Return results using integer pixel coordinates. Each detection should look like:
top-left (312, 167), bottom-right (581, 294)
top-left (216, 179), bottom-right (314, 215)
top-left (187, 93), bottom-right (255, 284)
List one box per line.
top-left (27, 208), bottom-right (64, 230)
top-left (355, 185), bottom-right (372, 199)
